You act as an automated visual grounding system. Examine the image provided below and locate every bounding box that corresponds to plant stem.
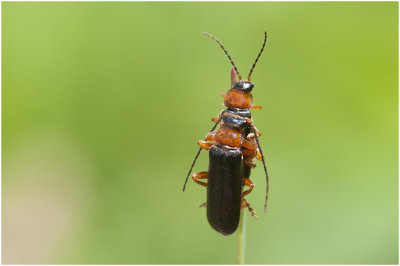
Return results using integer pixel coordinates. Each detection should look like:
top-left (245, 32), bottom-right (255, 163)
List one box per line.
top-left (237, 208), bottom-right (246, 264)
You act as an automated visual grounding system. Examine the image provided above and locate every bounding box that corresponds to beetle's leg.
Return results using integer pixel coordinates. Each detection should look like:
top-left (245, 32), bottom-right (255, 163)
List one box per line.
top-left (246, 132), bottom-right (255, 140)
top-left (192, 171), bottom-right (208, 187)
top-left (242, 198), bottom-right (258, 219)
top-left (205, 132), bottom-right (216, 141)
top-left (246, 124), bottom-right (261, 137)
top-left (193, 173), bottom-right (208, 207)
top-left (242, 138), bottom-right (257, 150)
top-left (253, 126), bottom-right (262, 137)
top-left (198, 132), bottom-right (216, 150)
top-left (244, 132), bottom-right (260, 146)
top-left (198, 140), bottom-right (213, 150)
top-left (243, 132), bottom-right (263, 164)
top-left (242, 142), bottom-right (257, 165)
top-left (242, 178), bottom-right (257, 219)
top-left (256, 150), bottom-right (262, 160)
top-left (244, 156), bottom-right (256, 168)
top-left (242, 177), bottom-right (255, 196)
top-left (242, 135), bottom-right (258, 167)
top-left (250, 104), bottom-right (262, 110)
top-left (242, 149), bottom-right (257, 168)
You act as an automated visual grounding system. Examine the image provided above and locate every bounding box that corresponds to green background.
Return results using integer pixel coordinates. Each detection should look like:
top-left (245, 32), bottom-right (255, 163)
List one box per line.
top-left (2, 2), bottom-right (398, 264)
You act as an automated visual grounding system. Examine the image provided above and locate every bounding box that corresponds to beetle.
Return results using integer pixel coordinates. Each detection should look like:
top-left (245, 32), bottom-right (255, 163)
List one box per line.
top-left (182, 32), bottom-right (270, 235)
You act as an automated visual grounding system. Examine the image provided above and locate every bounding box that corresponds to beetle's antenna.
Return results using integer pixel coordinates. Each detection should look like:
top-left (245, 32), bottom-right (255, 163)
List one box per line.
top-left (182, 147), bottom-right (202, 191)
top-left (251, 124), bottom-right (270, 212)
top-left (248, 32), bottom-right (267, 81)
top-left (183, 116), bottom-right (223, 191)
top-left (202, 32), bottom-right (242, 81)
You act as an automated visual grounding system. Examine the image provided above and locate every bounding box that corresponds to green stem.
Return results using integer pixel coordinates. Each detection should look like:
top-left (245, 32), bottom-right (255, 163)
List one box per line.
top-left (237, 208), bottom-right (246, 264)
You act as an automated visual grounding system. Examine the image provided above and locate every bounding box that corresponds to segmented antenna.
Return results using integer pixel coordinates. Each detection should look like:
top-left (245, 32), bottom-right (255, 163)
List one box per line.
top-left (248, 32), bottom-right (267, 81)
top-left (251, 124), bottom-right (270, 212)
top-left (202, 32), bottom-right (242, 80)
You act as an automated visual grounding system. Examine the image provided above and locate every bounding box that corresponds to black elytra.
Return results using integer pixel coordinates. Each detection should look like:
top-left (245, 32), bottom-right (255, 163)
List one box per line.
top-left (207, 145), bottom-right (243, 236)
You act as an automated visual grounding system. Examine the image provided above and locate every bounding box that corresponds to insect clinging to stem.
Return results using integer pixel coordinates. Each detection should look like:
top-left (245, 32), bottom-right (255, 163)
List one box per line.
top-left (182, 31), bottom-right (270, 236)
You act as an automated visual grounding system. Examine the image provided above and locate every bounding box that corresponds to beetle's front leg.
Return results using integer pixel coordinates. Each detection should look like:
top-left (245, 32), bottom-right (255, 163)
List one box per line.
top-left (198, 140), bottom-right (212, 150)
top-left (198, 130), bottom-right (216, 150)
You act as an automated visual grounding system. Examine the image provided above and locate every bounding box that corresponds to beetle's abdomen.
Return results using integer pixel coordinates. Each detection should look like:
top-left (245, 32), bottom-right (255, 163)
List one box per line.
top-left (207, 145), bottom-right (243, 235)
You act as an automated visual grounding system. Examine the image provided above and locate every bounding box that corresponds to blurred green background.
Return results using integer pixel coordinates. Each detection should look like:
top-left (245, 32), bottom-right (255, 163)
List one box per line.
top-left (2, 2), bottom-right (398, 264)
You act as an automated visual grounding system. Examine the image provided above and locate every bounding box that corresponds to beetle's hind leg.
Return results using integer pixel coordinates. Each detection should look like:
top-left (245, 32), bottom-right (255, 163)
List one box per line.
top-left (241, 178), bottom-right (257, 219)
top-left (242, 198), bottom-right (258, 219)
